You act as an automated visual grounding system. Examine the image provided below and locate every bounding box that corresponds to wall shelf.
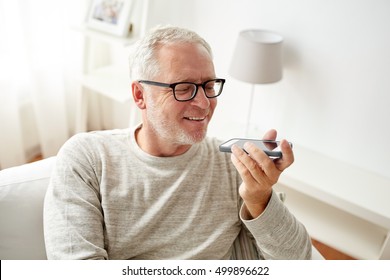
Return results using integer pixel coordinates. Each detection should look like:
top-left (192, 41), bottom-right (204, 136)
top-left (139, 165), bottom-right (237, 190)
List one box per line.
top-left (74, 25), bottom-right (138, 47)
top-left (82, 64), bottom-right (131, 103)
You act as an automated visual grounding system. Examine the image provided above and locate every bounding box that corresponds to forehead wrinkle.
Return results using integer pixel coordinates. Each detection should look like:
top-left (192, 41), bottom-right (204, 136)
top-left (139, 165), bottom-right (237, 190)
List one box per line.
top-left (157, 43), bottom-right (215, 83)
top-left (166, 58), bottom-right (215, 83)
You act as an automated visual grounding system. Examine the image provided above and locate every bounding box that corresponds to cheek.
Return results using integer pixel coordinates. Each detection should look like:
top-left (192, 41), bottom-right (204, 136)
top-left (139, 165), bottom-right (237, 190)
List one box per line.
top-left (148, 92), bottom-right (173, 110)
top-left (160, 98), bottom-right (187, 118)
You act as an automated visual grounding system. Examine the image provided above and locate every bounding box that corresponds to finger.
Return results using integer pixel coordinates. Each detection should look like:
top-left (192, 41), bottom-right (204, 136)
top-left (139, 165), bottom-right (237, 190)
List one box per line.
top-left (231, 144), bottom-right (261, 174)
top-left (243, 142), bottom-right (280, 184)
top-left (262, 129), bottom-right (277, 141)
top-left (231, 146), bottom-right (259, 184)
top-left (274, 139), bottom-right (295, 171)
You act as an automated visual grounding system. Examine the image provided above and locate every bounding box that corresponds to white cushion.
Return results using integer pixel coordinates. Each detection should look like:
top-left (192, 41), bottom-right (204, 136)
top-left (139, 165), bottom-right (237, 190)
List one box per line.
top-left (0, 157), bottom-right (55, 260)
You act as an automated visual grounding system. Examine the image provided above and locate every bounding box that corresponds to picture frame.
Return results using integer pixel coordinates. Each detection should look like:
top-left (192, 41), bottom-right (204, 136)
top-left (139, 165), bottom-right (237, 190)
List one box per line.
top-left (86, 0), bottom-right (134, 37)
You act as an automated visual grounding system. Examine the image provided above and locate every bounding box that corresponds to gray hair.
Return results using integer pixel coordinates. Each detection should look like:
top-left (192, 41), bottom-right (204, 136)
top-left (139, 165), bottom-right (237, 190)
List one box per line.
top-left (129, 25), bottom-right (213, 81)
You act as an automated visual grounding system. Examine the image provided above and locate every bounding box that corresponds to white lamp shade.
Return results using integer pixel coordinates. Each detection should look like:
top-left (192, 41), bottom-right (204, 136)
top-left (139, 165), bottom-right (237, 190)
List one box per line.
top-left (229, 29), bottom-right (283, 84)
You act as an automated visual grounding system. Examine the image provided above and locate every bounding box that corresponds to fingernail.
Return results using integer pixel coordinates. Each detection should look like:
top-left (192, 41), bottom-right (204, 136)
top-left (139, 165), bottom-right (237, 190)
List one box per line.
top-left (243, 142), bottom-right (253, 150)
top-left (232, 144), bottom-right (244, 154)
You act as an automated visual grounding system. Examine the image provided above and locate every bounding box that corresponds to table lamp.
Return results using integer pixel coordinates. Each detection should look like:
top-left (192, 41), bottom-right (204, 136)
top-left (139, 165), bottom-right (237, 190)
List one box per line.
top-left (229, 29), bottom-right (283, 136)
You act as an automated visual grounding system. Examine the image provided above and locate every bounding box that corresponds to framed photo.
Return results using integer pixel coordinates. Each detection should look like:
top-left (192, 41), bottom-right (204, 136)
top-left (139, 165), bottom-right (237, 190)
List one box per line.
top-left (86, 0), bottom-right (134, 37)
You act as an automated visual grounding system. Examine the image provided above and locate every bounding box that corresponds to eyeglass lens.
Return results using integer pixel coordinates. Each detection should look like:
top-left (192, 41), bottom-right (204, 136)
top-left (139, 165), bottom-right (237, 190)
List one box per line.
top-left (174, 80), bottom-right (223, 101)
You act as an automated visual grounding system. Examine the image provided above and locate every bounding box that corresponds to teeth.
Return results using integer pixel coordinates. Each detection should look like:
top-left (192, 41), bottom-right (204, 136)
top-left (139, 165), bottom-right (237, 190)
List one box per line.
top-left (186, 117), bottom-right (205, 121)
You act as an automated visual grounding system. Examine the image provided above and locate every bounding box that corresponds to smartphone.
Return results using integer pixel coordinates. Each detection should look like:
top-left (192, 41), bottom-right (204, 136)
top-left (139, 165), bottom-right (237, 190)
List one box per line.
top-left (219, 138), bottom-right (292, 158)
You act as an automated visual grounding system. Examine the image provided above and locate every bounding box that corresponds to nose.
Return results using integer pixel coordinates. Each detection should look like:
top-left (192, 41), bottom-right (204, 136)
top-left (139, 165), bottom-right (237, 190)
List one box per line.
top-left (191, 86), bottom-right (210, 109)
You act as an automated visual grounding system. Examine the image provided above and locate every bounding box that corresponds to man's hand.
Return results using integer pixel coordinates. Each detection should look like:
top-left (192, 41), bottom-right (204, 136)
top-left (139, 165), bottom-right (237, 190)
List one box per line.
top-left (231, 129), bottom-right (294, 219)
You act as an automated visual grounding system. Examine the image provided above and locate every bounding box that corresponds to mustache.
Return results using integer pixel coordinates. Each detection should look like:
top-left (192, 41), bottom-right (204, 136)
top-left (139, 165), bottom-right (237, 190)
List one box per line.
top-left (182, 109), bottom-right (210, 116)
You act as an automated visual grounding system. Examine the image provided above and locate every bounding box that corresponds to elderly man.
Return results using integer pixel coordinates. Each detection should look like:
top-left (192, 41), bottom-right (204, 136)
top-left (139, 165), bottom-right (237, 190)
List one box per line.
top-left (44, 26), bottom-right (311, 260)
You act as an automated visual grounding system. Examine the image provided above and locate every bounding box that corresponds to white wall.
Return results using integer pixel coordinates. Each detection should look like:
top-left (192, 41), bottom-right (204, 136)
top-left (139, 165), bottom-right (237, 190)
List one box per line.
top-left (145, 0), bottom-right (390, 179)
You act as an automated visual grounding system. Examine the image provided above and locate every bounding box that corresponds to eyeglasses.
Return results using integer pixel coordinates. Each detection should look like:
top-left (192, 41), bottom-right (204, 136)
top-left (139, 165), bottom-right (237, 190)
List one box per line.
top-left (138, 78), bottom-right (225, 102)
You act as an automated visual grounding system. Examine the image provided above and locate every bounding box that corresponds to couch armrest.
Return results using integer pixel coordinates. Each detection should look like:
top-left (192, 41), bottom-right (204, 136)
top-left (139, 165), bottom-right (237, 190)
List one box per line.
top-left (0, 157), bottom-right (56, 260)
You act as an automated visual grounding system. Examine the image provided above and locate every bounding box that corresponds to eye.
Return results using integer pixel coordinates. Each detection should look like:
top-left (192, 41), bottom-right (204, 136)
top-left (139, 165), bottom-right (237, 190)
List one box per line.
top-left (175, 83), bottom-right (194, 94)
top-left (206, 83), bottom-right (215, 90)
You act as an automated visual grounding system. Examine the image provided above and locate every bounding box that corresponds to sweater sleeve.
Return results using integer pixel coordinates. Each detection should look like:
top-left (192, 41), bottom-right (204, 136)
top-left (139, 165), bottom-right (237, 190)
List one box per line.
top-left (240, 191), bottom-right (312, 260)
top-left (43, 134), bottom-right (108, 260)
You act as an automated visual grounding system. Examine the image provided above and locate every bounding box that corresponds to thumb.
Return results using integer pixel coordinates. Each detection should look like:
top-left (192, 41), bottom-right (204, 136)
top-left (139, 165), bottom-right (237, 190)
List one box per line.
top-left (262, 129), bottom-right (277, 141)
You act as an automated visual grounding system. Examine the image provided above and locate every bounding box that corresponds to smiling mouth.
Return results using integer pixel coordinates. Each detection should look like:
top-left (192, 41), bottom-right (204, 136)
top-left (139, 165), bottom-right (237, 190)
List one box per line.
top-left (184, 116), bottom-right (206, 121)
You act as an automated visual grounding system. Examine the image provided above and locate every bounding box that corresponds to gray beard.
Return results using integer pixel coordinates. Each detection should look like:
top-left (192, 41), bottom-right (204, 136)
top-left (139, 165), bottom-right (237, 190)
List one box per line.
top-left (146, 101), bottom-right (207, 146)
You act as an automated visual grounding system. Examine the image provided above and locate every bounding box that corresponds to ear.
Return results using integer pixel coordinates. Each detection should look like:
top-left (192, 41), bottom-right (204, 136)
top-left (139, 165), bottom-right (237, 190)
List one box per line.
top-left (132, 81), bottom-right (146, 109)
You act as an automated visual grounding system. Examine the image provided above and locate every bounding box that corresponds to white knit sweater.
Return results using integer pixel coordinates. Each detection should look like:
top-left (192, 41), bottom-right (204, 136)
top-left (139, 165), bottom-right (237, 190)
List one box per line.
top-left (43, 127), bottom-right (311, 260)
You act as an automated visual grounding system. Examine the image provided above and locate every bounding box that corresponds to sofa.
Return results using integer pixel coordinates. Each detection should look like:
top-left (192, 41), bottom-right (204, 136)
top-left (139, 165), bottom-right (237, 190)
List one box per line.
top-left (0, 157), bottom-right (324, 260)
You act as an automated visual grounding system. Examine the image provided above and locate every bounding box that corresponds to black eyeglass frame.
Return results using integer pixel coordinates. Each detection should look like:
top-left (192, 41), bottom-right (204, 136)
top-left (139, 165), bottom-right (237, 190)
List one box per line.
top-left (138, 78), bottom-right (226, 102)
